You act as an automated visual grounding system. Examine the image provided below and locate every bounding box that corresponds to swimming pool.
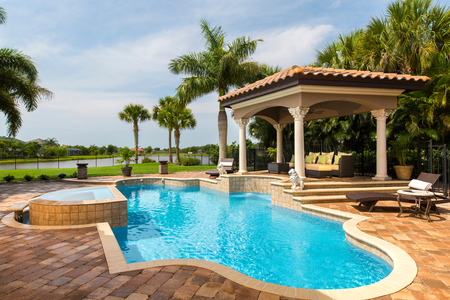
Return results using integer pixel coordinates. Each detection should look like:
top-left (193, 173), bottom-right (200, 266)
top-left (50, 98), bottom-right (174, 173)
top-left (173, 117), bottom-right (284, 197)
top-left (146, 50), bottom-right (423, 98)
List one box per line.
top-left (113, 184), bottom-right (392, 289)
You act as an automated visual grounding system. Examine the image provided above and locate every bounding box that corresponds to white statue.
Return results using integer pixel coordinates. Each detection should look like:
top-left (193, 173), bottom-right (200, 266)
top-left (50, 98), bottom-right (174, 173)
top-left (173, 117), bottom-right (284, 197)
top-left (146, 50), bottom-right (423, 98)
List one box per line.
top-left (217, 163), bottom-right (227, 175)
top-left (289, 169), bottom-right (304, 190)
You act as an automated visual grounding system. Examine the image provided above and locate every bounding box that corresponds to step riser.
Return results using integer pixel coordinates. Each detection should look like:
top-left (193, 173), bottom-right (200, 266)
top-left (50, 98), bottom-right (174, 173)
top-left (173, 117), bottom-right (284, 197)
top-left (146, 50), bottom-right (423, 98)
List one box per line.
top-left (293, 188), bottom-right (405, 196)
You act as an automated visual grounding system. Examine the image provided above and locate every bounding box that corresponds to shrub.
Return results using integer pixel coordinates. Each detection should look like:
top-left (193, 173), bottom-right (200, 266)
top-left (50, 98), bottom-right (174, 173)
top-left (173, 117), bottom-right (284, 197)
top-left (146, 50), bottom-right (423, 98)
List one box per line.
top-left (3, 175), bottom-right (14, 182)
top-left (71, 172), bottom-right (78, 178)
top-left (141, 157), bottom-right (155, 163)
top-left (38, 174), bottom-right (50, 181)
top-left (180, 157), bottom-right (201, 166)
top-left (23, 175), bottom-right (34, 181)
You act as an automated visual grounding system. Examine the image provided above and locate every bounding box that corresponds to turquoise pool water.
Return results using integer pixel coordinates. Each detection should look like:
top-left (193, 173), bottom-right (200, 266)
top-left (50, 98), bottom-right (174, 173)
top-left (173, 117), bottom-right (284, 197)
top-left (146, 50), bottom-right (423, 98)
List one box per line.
top-left (113, 184), bottom-right (392, 289)
top-left (40, 186), bottom-right (114, 201)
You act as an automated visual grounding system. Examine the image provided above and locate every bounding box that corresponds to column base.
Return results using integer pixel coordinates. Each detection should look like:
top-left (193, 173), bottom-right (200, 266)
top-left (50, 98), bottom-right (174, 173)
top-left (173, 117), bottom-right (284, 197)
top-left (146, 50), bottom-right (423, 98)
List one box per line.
top-left (236, 171), bottom-right (248, 175)
top-left (372, 175), bottom-right (392, 181)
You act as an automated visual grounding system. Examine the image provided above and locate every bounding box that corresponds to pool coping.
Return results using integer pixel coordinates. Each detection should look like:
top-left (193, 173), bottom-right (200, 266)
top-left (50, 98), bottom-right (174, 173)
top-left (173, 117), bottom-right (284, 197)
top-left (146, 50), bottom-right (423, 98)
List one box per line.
top-left (97, 204), bottom-right (417, 300)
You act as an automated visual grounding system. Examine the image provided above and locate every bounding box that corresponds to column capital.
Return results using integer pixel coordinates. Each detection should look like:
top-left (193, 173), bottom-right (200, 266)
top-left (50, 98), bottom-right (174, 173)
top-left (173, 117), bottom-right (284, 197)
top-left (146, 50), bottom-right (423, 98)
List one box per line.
top-left (236, 118), bottom-right (250, 128)
top-left (371, 109), bottom-right (393, 121)
top-left (288, 106), bottom-right (309, 121)
top-left (273, 124), bottom-right (286, 132)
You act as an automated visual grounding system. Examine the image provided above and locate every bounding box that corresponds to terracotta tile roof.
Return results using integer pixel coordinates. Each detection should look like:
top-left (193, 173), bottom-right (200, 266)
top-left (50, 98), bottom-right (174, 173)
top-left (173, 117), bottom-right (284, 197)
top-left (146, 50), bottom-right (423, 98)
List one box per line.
top-left (218, 65), bottom-right (430, 102)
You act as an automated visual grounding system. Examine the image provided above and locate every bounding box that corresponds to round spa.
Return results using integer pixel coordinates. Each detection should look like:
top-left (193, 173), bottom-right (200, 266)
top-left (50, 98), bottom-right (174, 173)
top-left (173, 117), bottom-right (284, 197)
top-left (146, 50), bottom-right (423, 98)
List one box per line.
top-left (29, 186), bottom-right (127, 227)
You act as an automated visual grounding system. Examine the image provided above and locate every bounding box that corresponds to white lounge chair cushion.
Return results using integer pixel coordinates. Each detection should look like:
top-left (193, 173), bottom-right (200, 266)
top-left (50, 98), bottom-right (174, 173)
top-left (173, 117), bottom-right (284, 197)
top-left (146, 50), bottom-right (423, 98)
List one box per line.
top-left (220, 162), bottom-right (233, 167)
top-left (409, 179), bottom-right (432, 191)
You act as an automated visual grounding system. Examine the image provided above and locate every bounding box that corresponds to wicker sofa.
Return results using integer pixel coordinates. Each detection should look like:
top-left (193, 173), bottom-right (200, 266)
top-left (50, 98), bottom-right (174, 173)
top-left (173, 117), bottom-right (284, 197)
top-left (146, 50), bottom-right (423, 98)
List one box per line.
top-left (296, 153), bottom-right (355, 178)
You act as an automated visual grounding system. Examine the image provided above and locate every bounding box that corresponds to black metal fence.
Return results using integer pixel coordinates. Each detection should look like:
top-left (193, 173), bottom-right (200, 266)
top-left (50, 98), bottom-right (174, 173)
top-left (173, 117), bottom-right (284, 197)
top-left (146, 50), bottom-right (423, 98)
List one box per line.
top-left (416, 140), bottom-right (449, 197)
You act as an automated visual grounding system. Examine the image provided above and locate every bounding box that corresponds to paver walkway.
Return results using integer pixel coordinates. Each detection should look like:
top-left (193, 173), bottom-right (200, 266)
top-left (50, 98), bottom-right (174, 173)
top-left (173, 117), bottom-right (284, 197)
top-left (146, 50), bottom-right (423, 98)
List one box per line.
top-left (1, 175), bottom-right (450, 299)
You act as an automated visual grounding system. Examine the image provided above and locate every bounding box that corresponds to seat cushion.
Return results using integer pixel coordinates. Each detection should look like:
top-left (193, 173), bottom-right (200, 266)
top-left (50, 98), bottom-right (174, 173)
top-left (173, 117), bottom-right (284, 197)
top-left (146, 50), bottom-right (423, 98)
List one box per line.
top-left (306, 163), bottom-right (332, 171)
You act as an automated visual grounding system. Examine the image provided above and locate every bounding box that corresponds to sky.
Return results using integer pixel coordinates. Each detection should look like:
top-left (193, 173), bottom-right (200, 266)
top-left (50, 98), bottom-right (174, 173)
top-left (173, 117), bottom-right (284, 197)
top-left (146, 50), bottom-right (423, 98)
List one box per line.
top-left (1, 0), bottom-right (449, 149)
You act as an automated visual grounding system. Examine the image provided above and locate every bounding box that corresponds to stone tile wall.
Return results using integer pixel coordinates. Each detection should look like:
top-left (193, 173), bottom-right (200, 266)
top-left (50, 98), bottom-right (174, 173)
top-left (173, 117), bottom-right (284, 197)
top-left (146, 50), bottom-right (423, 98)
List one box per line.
top-left (29, 201), bottom-right (127, 227)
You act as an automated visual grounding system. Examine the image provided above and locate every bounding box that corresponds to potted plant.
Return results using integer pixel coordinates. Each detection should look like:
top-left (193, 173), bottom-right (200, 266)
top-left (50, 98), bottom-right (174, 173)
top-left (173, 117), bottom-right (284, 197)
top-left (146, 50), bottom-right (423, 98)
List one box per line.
top-left (391, 136), bottom-right (414, 180)
top-left (268, 147), bottom-right (277, 162)
top-left (116, 147), bottom-right (135, 177)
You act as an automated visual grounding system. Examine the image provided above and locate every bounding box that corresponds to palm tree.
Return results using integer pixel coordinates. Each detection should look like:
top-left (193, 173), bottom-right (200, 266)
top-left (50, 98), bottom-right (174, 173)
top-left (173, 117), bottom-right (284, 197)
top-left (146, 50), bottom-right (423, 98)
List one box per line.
top-left (315, 29), bottom-right (364, 69)
top-left (0, 7), bottom-right (52, 137)
top-left (152, 96), bottom-right (176, 163)
top-left (169, 19), bottom-right (262, 162)
top-left (172, 106), bottom-right (196, 164)
top-left (118, 104), bottom-right (151, 163)
top-left (359, 0), bottom-right (450, 75)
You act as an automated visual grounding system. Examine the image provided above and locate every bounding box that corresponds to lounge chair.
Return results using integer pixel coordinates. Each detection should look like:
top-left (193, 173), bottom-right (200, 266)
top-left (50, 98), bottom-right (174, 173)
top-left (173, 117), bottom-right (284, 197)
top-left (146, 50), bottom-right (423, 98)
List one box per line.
top-left (205, 158), bottom-right (235, 178)
top-left (346, 172), bottom-right (441, 212)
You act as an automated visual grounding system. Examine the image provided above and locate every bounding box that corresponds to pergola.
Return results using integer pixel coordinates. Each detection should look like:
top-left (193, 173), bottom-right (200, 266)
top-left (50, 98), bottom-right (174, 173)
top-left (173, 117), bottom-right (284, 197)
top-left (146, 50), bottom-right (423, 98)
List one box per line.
top-left (219, 66), bottom-right (429, 180)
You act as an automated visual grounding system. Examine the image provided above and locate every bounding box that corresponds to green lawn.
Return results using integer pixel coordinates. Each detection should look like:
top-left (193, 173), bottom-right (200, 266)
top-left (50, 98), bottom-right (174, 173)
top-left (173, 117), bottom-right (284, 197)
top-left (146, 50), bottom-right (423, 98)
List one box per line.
top-left (0, 162), bottom-right (214, 182)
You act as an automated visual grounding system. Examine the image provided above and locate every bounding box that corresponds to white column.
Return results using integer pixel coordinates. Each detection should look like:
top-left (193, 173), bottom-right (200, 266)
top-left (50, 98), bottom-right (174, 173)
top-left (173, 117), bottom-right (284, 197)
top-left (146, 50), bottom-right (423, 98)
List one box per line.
top-left (288, 106), bottom-right (310, 179)
top-left (371, 109), bottom-right (393, 181)
top-left (236, 118), bottom-right (250, 174)
top-left (273, 124), bottom-right (286, 163)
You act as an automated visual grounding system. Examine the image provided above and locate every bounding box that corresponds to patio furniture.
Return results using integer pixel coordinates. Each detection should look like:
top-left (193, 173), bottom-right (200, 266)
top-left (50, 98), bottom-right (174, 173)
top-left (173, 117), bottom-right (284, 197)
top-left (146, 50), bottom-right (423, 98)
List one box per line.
top-left (397, 189), bottom-right (435, 222)
top-left (331, 155), bottom-right (355, 178)
top-left (205, 158), bottom-right (235, 178)
top-left (346, 172), bottom-right (441, 213)
top-left (268, 163), bottom-right (289, 174)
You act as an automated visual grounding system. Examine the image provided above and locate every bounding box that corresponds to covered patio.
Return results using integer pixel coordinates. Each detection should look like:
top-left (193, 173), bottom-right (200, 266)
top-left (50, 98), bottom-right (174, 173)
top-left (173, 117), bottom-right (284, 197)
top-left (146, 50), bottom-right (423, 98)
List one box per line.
top-left (219, 66), bottom-right (429, 180)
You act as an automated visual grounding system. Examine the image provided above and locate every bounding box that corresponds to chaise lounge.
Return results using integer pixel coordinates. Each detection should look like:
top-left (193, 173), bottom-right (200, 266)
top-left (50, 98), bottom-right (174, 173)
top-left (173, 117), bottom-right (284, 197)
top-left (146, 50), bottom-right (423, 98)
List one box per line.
top-left (346, 172), bottom-right (441, 212)
top-left (205, 158), bottom-right (235, 178)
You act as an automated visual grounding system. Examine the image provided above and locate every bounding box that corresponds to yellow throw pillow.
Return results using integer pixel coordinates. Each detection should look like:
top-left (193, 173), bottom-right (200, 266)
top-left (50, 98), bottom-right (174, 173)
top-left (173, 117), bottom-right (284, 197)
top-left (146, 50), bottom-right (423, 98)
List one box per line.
top-left (322, 152), bottom-right (334, 164)
top-left (339, 151), bottom-right (352, 156)
top-left (309, 152), bottom-right (320, 163)
top-left (317, 155), bottom-right (328, 164)
top-left (305, 155), bottom-right (314, 164)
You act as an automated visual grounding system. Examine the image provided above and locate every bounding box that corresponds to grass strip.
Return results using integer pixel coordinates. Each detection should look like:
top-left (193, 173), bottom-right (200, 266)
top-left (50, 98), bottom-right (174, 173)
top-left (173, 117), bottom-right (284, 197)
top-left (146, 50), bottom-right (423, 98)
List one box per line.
top-left (0, 163), bottom-right (214, 182)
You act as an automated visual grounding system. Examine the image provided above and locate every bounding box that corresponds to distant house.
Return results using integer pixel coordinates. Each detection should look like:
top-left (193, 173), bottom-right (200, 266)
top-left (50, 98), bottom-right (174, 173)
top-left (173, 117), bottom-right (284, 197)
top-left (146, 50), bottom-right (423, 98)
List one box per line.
top-left (130, 147), bottom-right (145, 155)
top-left (27, 138), bottom-right (46, 145)
top-left (67, 147), bottom-right (82, 156)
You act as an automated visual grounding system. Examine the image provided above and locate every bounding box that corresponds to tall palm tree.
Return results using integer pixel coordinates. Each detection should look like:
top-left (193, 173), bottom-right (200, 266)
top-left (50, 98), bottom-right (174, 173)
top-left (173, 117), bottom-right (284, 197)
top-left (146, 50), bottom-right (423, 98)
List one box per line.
top-left (0, 7), bottom-right (52, 137)
top-left (152, 96), bottom-right (176, 163)
top-left (118, 104), bottom-right (151, 163)
top-left (169, 19), bottom-right (262, 162)
top-left (172, 106), bottom-right (196, 164)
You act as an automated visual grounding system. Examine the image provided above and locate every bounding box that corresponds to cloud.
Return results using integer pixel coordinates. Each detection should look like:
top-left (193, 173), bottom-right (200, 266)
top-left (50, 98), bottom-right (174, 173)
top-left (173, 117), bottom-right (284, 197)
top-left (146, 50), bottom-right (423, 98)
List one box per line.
top-left (252, 24), bottom-right (336, 68)
top-left (331, 0), bottom-right (342, 9)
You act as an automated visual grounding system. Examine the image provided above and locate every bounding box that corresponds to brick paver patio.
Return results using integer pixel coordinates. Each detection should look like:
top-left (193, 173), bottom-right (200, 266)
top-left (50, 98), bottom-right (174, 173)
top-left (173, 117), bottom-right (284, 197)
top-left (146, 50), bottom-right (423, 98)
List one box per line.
top-left (1, 173), bottom-right (450, 299)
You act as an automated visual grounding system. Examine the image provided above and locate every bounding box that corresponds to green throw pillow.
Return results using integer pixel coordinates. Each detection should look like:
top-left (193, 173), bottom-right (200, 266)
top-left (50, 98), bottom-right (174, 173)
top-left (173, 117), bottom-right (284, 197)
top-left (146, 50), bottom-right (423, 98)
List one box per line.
top-left (317, 155), bottom-right (328, 164)
top-left (305, 155), bottom-right (314, 164)
top-left (333, 155), bottom-right (341, 165)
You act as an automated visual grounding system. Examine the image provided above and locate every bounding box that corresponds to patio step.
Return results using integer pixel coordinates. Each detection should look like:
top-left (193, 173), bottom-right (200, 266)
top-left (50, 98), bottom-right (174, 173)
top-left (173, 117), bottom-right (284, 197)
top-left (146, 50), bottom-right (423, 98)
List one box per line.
top-left (284, 181), bottom-right (410, 204)
top-left (291, 186), bottom-right (408, 197)
top-left (302, 180), bottom-right (409, 190)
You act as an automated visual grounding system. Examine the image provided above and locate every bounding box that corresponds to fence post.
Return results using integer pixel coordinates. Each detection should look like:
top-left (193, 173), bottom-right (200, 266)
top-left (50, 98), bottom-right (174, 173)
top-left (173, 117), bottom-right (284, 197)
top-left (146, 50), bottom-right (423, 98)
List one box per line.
top-left (428, 139), bottom-right (433, 173)
top-left (417, 137), bottom-right (421, 175)
top-left (444, 144), bottom-right (448, 198)
top-left (58, 156), bottom-right (60, 169)
top-left (37, 157), bottom-right (39, 170)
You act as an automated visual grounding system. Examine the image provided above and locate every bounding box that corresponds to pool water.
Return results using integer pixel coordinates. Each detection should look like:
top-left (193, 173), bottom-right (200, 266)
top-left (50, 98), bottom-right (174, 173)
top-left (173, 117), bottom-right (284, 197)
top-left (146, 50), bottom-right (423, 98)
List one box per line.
top-left (113, 184), bottom-right (392, 289)
top-left (40, 186), bottom-right (114, 201)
